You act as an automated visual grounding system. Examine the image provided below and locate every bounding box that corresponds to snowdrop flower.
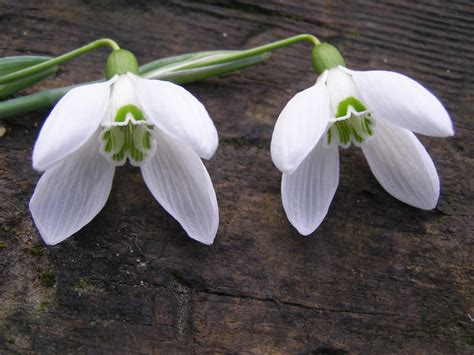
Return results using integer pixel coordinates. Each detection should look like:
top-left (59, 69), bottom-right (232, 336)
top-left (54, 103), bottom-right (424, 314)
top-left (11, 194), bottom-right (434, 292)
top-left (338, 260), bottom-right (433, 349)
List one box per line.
top-left (30, 50), bottom-right (219, 245)
top-left (271, 43), bottom-right (453, 236)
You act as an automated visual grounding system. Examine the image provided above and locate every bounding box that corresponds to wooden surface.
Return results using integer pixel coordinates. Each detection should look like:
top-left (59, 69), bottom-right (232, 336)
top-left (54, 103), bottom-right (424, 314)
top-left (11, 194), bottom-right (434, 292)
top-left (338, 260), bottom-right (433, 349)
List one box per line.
top-left (0, 1), bottom-right (473, 353)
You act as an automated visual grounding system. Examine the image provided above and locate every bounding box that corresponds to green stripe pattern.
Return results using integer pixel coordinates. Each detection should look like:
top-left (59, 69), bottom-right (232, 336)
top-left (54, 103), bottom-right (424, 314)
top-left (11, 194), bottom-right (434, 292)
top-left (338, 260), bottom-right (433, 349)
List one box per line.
top-left (327, 96), bottom-right (373, 146)
top-left (101, 104), bottom-right (154, 165)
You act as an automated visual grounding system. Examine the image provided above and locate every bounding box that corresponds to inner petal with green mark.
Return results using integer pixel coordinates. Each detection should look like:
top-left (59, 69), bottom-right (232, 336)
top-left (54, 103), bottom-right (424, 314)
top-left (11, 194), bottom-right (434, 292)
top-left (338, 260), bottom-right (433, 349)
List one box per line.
top-left (326, 96), bottom-right (374, 148)
top-left (100, 104), bottom-right (156, 166)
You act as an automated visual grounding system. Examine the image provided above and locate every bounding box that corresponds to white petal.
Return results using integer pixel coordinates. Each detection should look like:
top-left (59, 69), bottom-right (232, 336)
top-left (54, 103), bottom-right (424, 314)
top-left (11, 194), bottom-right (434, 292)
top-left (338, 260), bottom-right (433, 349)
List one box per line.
top-left (141, 129), bottom-right (218, 245)
top-left (102, 74), bottom-right (141, 127)
top-left (361, 118), bottom-right (439, 209)
top-left (271, 73), bottom-right (330, 174)
top-left (281, 139), bottom-right (339, 235)
top-left (130, 73), bottom-right (218, 160)
top-left (33, 80), bottom-right (114, 171)
top-left (326, 67), bottom-right (365, 118)
top-left (29, 132), bottom-right (115, 245)
top-left (346, 68), bottom-right (453, 137)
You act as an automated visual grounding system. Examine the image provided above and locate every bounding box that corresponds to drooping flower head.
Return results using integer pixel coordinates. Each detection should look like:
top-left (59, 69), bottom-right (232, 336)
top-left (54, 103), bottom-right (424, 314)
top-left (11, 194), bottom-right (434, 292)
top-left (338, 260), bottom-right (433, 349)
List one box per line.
top-left (271, 43), bottom-right (453, 235)
top-left (30, 49), bottom-right (219, 245)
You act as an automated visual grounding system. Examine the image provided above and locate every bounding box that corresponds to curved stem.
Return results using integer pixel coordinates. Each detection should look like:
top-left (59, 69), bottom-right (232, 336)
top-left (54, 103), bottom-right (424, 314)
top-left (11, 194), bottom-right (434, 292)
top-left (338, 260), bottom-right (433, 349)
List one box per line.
top-left (0, 34), bottom-right (322, 119)
top-left (178, 34), bottom-right (320, 70)
top-left (0, 38), bottom-right (120, 84)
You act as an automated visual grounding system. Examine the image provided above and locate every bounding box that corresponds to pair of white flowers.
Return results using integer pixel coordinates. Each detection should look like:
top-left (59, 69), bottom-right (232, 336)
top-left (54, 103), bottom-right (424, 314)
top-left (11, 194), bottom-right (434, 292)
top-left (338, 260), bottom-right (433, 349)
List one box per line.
top-left (30, 50), bottom-right (453, 245)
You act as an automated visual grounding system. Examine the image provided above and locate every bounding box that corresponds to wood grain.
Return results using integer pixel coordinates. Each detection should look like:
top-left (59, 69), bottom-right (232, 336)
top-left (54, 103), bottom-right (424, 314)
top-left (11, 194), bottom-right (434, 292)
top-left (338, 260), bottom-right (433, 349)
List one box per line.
top-left (0, 0), bottom-right (472, 353)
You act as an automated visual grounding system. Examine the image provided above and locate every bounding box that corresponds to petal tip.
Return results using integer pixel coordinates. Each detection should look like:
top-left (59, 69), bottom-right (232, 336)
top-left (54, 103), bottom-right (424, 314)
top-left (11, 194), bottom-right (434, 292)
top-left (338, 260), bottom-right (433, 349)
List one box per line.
top-left (272, 158), bottom-right (298, 175)
top-left (291, 217), bottom-right (325, 236)
top-left (31, 160), bottom-right (44, 173)
top-left (444, 124), bottom-right (455, 137)
top-left (42, 237), bottom-right (63, 246)
top-left (270, 145), bottom-right (302, 174)
top-left (409, 196), bottom-right (438, 210)
top-left (189, 231), bottom-right (217, 245)
top-left (432, 107), bottom-right (454, 137)
top-left (190, 215), bottom-right (219, 245)
top-left (295, 226), bottom-right (317, 236)
top-left (32, 151), bottom-right (51, 172)
top-left (29, 206), bottom-right (67, 246)
top-left (200, 135), bottom-right (219, 160)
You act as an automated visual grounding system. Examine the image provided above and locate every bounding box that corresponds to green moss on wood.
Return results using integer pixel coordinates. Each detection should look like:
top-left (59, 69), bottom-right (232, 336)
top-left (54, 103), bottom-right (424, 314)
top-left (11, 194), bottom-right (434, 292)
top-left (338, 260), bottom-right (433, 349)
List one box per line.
top-left (30, 245), bottom-right (43, 256)
top-left (39, 271), bottom-right (55, 287)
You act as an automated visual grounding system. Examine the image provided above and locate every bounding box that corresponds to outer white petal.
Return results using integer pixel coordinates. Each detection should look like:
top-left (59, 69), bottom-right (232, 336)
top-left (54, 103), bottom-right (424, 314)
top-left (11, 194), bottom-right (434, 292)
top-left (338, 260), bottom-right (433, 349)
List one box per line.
top-left (130, 73), bottom-right (218, 160)
top-left (271, 72), bottom-right (330, 174)
top-left (33, 79), bottom-right (114, 171)
top-left (141, 129), bottom-right (218, 245)
top-left (361, 118), bottom-right (439, 209)
top-left (29, 132), bottom-right (115, 245)
top-left (345, 68), bottom-right (453, 137)
top-left (282, 139), bottom-right (339, 235)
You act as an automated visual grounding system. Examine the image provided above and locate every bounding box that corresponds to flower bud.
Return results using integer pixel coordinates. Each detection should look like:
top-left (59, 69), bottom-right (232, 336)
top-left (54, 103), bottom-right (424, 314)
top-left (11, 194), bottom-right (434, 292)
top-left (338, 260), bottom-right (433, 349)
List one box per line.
top-left (105, 49), bottom-right (139, 79)
top-left (312, 43), bottom-right (346, 75)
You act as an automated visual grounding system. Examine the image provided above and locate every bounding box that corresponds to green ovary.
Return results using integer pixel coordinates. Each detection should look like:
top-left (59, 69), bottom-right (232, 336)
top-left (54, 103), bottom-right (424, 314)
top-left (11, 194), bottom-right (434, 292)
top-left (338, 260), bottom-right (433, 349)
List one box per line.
top-left (327, 96), bottom-right (374, 146)
top-left (101, 105), bottom-right (154, 165)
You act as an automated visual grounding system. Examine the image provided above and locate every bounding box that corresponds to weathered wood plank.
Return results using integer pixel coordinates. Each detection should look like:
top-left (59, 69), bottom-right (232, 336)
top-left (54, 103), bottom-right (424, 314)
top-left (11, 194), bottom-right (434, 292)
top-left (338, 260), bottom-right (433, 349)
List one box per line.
top-left (0, 0), bottom-right (473, 353)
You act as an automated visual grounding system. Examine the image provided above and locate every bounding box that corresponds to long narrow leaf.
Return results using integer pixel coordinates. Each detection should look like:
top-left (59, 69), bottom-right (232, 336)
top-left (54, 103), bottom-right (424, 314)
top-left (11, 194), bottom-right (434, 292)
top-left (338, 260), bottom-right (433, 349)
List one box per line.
top-left (139, 50), bottom-right (238, 74)
top-left (0, 66), bottom-right (58, 99)
top-left (0, 56), bottom-right (51, 76)
top-left (145, 53), bottom-right (269, 83)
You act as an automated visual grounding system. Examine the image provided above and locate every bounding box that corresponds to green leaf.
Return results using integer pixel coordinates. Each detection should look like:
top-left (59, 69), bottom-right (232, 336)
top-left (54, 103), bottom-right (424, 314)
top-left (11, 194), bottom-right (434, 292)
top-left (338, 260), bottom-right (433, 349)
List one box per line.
top-left (146, 53), bottom-right (270, 84)
top-left (0, 84), bottom-right (74, 119)
top-left (0, 50), bottom-right (270, 119)
top-left (139, 50), bottom-right (239, 75)
top-left (0, 56), bottom-right (51, 76)
top-left (0, 65), bottom-right (58, 99)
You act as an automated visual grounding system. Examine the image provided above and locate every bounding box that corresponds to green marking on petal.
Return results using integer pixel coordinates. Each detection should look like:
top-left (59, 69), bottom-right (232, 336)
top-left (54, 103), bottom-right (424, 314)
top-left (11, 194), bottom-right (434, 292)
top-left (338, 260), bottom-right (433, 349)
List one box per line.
top-left (103, 131), bottom-right (112, 152)
top-left (114, 104), bottom-right (145, 123)
top-left (364, 118), bottom-right (373, 135)
top-left (101, 120), bottom-right (154, 165)
top-left (336, 96), bottom-right (367, 118)
top-left (101, 104), bottom-right (155, 165)
top-left (112, 146), bottom-right (125, 162)
top-left (143, 130), bottom-right (151, 150)
top-left (326, 96), bottom-right (375, 147)
top-left (334, 120), bottom-right (350, 145)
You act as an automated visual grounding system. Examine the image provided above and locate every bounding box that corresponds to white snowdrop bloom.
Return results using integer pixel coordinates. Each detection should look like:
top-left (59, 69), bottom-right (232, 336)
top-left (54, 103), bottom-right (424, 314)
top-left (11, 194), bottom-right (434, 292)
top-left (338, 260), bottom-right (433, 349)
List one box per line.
top-left (271, 43), bottom-right (453, 236)
top-left (30, 50), bottom-right (219, 245)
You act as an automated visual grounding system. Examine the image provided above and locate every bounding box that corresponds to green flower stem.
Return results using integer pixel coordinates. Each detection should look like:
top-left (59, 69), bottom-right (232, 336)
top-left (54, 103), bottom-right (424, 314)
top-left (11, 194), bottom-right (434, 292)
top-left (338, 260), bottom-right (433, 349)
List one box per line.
top-left (175, 34), bottom-right (320, 71)
top-left (0, 38), bottom-right (120, 84)
top-left (0, 34), bottom-right (321, 119)
top-left (142, 34), bottom-right (320, 80)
